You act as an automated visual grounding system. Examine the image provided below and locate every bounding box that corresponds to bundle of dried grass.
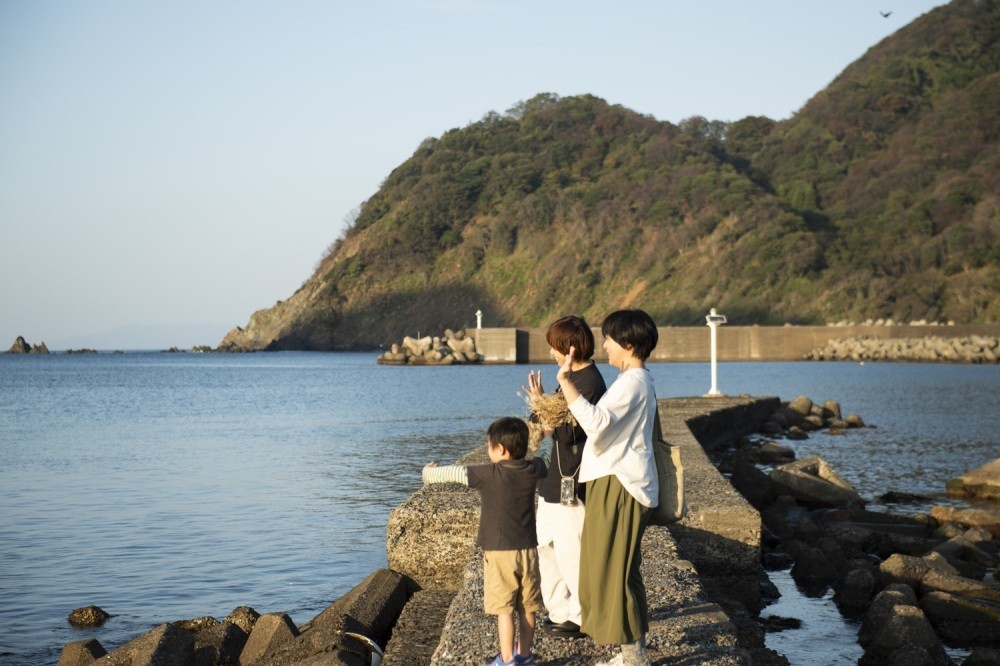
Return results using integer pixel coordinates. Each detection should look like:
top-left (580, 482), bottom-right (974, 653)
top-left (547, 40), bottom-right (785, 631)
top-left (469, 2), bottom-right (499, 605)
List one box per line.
top-left (520, 391), bottom-right (577, 451)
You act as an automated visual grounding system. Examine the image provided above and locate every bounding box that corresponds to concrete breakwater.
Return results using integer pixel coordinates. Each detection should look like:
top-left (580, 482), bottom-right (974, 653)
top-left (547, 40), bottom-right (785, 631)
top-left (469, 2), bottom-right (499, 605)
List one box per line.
top-left (805, 335), bottom-right (1000, 363)
top-left (474, 324), bottom-right (1000, 364)
top-left (378, 328), bottom-right (483, 365)
top-left (384, 396), bottom-right (784, 665)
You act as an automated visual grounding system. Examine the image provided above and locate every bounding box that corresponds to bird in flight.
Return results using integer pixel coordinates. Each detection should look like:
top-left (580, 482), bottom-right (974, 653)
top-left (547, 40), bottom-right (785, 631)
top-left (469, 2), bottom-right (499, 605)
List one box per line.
top-left (880, 10), bottom-right (892, 17)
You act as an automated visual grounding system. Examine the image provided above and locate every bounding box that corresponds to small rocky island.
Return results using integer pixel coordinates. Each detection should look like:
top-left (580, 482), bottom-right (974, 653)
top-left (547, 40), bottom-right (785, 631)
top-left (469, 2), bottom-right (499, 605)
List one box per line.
top-left (377, 328), bottom-right (482, 365)
top-left (5, 336), bottom-right (49, 354)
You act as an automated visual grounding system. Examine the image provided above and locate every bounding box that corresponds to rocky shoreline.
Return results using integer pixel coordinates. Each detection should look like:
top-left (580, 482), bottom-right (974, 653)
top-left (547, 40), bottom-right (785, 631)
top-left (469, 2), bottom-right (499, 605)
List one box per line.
top-left (806, 335), bottom-right (1000, 363)
top-left (717, 395), bottom-right (1000, 664)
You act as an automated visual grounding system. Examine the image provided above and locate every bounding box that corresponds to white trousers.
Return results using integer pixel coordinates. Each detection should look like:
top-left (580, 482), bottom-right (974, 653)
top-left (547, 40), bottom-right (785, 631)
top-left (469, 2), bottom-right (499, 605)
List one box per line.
top-left (536, 498), bottom-right (586, 625)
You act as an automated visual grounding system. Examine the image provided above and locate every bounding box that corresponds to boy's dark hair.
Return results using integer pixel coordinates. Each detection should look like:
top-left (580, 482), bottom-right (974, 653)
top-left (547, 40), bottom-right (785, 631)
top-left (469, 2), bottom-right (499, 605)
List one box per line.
top-left (601, 309), bottom-right (659, 361)
top-left (546, 315), bottom-right (596, 362)
top-left (487, 417), bottom-right (529, 460)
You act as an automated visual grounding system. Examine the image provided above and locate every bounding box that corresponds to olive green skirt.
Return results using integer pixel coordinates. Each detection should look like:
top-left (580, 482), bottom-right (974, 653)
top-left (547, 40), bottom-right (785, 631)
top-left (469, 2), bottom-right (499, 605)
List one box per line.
top-left (579, 474), bottom-right (652, 644)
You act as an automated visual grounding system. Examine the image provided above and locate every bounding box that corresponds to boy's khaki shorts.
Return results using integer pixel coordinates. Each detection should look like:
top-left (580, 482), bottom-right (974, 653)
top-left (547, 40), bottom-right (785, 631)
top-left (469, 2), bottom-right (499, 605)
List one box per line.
top-left (483, 548), bottom-right (544, 616)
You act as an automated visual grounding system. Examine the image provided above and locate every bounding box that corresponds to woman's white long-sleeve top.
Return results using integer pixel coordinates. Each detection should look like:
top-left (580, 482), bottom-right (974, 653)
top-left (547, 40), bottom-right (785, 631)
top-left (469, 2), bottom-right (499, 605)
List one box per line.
top-left (568, 367), bottom-right (658, 507)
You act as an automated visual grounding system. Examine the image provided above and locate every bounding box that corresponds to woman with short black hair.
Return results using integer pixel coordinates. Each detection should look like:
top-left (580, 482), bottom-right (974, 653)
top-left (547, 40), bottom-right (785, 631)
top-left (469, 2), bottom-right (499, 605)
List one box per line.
top-left (556, 309), bottom-right (659, 666)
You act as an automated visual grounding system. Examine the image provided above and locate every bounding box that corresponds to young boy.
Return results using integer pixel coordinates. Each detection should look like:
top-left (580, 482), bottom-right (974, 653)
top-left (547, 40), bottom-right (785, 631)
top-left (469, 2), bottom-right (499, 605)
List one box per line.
top-left (422, 416), bottom-right (552, 666)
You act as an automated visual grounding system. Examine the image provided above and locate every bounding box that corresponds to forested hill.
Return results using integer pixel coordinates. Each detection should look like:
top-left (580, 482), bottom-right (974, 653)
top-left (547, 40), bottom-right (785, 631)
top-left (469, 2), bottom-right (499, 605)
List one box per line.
top-left (220, 0), bottom-right (999, 351)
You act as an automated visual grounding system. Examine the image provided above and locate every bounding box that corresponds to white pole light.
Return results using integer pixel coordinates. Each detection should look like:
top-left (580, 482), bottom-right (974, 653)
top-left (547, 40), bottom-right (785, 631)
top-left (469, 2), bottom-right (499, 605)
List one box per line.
top-left (476, 309), bottom-right (483, 329)
top-left (705, 308), bottom-right (727, 397)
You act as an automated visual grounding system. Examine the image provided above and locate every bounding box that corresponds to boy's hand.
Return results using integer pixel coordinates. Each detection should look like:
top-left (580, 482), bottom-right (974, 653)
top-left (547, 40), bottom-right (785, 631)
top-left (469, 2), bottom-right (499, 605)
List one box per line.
top-left (424, 461), bottom-right (438, 469)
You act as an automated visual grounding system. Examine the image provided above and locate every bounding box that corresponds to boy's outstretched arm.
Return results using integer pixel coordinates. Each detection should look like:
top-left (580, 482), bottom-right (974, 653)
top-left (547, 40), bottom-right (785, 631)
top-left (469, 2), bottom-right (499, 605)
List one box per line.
top-left (422, 462), bottom-right (469, 486)
top-left (534, 436), bottom-right (555, 468)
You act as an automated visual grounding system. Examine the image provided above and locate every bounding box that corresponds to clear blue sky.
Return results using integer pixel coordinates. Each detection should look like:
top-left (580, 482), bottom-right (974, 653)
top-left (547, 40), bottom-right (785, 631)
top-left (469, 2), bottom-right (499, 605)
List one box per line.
top-left (0, 1), bottom-right (948, 349)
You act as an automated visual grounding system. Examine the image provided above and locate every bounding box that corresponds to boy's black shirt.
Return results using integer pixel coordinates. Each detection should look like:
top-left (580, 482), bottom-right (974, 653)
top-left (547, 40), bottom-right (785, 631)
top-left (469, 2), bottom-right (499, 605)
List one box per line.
top-left (467, 457), bottom-right (547, 550)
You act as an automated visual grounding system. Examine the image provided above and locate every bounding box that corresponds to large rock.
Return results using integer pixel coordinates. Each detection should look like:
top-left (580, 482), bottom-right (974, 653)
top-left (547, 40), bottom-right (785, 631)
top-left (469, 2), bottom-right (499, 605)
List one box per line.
top-left (921, 591), bottom-right (1000, 644)
top-left (833, 562), bottom-right (878, 612)
top-left (964, 648), bottom-right (1000, 665)
top-left (947, 458), bottom-right (1000, 501)
top-left (6, 336), bottom-right (32, 353)
top-left (770, 456), bottom-right (863, 507)
top-left (860, 585), bottom-right (920, 646)
top-left (387, 450), bottom-right (484, 591)
top-left (859, 603), bottom-right (951, 665)
top-left (68, 605), bottom-right (111, 628)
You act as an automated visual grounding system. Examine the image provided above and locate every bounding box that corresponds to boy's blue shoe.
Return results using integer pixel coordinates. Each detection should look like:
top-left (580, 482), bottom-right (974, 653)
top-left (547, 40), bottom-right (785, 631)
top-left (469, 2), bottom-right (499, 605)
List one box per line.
top-left (514, 653), bottom-right (536, 666)
top-left (483, 655), bottom-right (515, 666)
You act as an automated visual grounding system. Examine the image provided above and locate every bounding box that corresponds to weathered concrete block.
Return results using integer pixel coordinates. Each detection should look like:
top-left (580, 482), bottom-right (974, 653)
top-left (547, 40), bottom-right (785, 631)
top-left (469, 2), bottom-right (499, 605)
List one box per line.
top-left (382, 589), bottom-right (455, 666)
top-left (920, 569), bottom-right (1000, 604)
top-left (239, 613), bottom-right (299, 664)
top-left (100, 622), bottom-right (195, 665)
top-left (788, 395), bottom-right (813, 416)
top-left (946, 458), bottom-right (1000, 500)
top-left (256, 569), bottom-right (409, 665)
top-left (770, 456), bottom-right (862, 507)
top-left (921, 590), bottom-right (1000, 624)
top-left (931, 505), bottom-right (1000, 537)
top-left (921, 591), bottom-right (1000, 645)
top-left (880, 553), bottom-right (931, 589)
top-left (193, 621), bottom-right (247, 666)
top-left (58, 639), bottom-right (107, 666)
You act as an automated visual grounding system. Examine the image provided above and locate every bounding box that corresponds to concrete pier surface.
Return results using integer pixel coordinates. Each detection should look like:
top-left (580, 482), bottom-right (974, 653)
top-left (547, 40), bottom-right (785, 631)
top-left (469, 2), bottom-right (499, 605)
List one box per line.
top-left (385, 396), bottom-right (782, 665)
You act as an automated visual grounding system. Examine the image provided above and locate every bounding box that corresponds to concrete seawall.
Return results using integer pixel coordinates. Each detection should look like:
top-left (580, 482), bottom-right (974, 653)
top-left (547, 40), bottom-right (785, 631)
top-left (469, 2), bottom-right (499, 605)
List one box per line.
top-left (474, 324), bottom-right (1000, 363)
top-left (384, 396), bottom-right (781, 664)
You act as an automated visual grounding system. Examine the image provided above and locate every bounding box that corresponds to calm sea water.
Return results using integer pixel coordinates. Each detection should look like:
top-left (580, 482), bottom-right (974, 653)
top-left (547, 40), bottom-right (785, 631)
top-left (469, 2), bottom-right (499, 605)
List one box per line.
top-left (1, 352), bottom-right (997, 664)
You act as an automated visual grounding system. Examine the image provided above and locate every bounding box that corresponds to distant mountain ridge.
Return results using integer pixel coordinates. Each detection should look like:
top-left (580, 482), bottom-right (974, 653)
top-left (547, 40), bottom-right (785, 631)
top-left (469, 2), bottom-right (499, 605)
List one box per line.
top-left (220, 0), bottom-right (999, 351)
